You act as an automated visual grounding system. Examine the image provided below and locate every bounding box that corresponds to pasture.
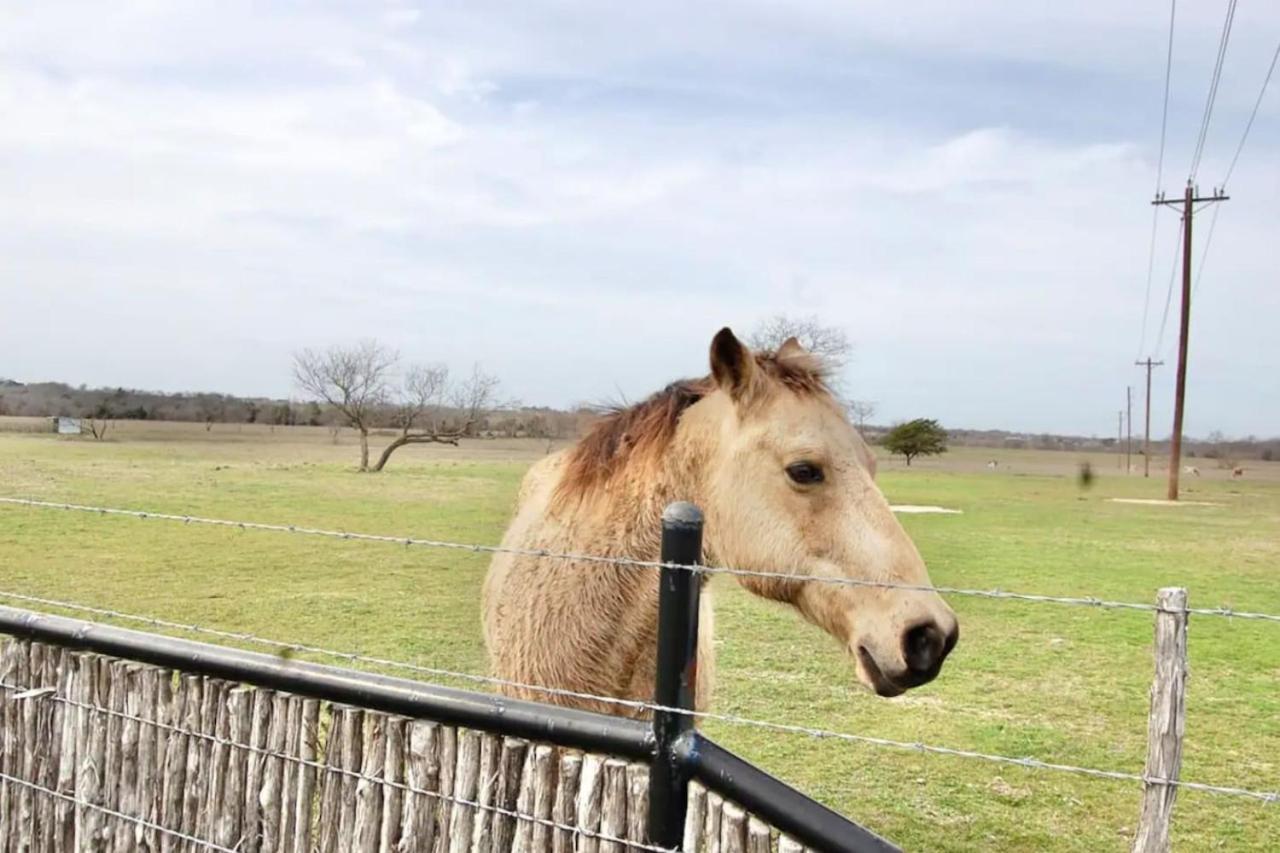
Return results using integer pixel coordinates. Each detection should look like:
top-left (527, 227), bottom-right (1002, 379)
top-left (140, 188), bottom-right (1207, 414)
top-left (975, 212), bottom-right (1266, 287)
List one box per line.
top-left (1, 421), bottom-right (1277, 851)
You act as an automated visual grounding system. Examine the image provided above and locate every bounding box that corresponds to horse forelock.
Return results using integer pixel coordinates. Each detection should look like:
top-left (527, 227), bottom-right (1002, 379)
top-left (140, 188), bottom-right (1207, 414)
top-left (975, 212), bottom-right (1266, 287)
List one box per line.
top-left (554, 350), bottom-right (832, 504)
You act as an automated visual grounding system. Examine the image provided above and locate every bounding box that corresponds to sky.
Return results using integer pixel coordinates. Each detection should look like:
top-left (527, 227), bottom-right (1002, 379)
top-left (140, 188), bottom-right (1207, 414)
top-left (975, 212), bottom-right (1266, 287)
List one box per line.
top-left (1, 2), bottom-right (1277, 438)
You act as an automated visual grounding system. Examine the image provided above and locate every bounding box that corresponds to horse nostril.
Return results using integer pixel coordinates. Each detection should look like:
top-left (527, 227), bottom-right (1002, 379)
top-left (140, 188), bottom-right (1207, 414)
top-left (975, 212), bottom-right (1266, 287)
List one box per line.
top-left (942, 623), bottom-right (959, 658)
top-left (903, 622), bottom-right (946, 675)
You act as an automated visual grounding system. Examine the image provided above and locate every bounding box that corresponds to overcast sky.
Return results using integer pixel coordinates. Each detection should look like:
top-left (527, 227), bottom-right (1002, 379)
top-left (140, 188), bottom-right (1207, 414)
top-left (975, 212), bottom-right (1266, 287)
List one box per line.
top-left (1, 2), bottom-right (1276, 437)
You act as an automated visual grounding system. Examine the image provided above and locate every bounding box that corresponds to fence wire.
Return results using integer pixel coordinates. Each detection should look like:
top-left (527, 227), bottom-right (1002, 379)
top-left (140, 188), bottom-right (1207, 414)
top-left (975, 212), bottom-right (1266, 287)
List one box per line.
top-left (1, 608), bottom-right (1277, 807)
top-left (0, 682), bottom-right (674, 853)
top-left (3, 496), bottom-right (1279, 623)
top-left (0, 770), bottom-right (239, 852)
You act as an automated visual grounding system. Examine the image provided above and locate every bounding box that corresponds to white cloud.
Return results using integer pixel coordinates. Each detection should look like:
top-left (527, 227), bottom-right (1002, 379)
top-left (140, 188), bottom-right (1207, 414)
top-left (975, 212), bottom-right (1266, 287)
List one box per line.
top-left (0, 2), bottom-right (1276, 437)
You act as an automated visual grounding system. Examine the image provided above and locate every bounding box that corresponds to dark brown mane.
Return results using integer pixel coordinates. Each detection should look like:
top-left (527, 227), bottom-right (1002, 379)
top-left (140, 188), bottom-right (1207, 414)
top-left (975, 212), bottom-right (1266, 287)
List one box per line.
top-left (556, 351), bottom-right (830, 501)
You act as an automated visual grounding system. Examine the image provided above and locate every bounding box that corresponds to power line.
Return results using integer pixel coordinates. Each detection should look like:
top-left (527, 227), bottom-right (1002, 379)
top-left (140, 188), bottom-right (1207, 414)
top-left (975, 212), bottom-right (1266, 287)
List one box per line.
top-left (1224, 36), bottom-right (1280, 187)
top-left (1190, 202), bottom-right (1222, 302)
top-left (1190, 36), bottom-right (1280, 305)
top-left (1152, 213), bottom-right (1184, 355)
top-left (1139, 0), bottom-right (1180, 359)
top-left (1189, 0), bottom-right (1239, 181)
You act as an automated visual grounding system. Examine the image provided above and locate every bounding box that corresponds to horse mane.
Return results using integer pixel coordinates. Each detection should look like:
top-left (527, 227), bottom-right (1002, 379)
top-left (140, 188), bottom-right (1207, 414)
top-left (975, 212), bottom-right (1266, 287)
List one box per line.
top-left (556, 350), bottom-right (831, 503)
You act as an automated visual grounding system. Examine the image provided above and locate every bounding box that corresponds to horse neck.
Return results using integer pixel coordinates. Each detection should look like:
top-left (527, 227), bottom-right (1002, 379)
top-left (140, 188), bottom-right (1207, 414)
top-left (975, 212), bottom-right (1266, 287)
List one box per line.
top-left (571, 431), bottom-right (710, 563)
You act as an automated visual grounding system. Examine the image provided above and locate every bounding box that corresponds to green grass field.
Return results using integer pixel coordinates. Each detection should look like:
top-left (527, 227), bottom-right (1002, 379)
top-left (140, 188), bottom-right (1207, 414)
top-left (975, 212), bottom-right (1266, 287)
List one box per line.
top-left (1, 425), bottom-right (1277, 851)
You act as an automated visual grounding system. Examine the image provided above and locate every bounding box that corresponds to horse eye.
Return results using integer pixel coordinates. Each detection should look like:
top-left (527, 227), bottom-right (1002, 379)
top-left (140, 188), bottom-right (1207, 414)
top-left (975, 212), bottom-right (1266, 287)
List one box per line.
top-left (786, 462), bottom-right (824, 485)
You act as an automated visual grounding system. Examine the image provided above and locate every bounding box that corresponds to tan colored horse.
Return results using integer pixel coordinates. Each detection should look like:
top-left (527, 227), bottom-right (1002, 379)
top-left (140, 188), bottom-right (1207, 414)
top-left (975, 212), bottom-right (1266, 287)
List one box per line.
top-left (482, 328), bottom-right (958, 716)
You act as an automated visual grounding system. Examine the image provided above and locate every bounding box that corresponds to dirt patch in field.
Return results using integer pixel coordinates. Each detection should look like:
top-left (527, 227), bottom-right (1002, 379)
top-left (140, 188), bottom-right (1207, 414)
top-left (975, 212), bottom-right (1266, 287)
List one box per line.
top-left (890, 505), bottom-right (963, 514)
top-left (1108, 498), bottom-right (1224, 507)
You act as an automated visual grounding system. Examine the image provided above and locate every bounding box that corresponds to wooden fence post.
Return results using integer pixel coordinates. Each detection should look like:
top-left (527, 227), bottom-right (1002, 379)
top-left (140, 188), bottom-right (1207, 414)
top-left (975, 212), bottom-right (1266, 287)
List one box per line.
top-left (1133, 587), bottom-right (1189, 853)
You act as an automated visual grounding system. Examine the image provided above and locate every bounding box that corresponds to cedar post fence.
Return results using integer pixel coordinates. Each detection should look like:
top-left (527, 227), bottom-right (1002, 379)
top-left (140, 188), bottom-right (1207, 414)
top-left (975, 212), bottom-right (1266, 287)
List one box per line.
top-left (0, 501), bottom-right (898, 852)
top-left (1132, 587), bottom-right (1189, 853)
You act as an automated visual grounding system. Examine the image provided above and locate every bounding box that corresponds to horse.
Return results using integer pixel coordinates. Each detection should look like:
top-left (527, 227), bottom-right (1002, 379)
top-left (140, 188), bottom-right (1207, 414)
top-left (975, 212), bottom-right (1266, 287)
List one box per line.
top-left (482, 328), bottom-right (959, 716)
top-left (1184, 465), bottom-right (1201, 477)
top-left (1232, 466), bottom-right (1245, 479)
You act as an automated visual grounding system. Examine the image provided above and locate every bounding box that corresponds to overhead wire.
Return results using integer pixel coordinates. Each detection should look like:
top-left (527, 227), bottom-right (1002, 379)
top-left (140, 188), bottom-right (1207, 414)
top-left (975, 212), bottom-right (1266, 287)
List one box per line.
top-left (1152, 216), bottom-right (1185, 356)
top-left (1139, 0), bottom-right (1180, 359)
top-left (1189, 0), bottom-right (1239, 181)
top-left (1191, 34), bottom-right (1280, 303)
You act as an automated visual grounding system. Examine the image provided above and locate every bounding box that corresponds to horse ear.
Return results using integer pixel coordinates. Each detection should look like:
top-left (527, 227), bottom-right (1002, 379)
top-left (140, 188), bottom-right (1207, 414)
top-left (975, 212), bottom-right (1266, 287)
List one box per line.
top-left (776, 336), bottom-right (806, 360)
top-left (710, 327), bottom-right (757, 401)
top-left (775, 335), bottom-right (824, 373)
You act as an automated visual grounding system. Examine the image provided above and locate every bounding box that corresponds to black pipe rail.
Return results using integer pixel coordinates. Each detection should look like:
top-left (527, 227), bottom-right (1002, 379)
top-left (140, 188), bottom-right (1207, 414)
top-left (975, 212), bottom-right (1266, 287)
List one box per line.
top-left (0, 501), bottom-right (898, 852)
top-left (0, 604), bottom-right (653, 762)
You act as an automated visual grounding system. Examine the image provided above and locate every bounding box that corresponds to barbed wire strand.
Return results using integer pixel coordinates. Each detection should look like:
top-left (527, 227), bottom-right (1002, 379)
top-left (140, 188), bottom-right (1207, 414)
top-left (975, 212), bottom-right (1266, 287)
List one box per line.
top-left (0, 588), bottom-right (654, 715)
top-left (0, 682), bottom-right (674, 852)
top-left (3, 496), bottom-right (1279, 623)
top-left (2, 595), bottom-right (1280, 809)
top-left (1, 681), bottom-right (1275, 808)
top-left (0, 770), bottom-right (238, 853)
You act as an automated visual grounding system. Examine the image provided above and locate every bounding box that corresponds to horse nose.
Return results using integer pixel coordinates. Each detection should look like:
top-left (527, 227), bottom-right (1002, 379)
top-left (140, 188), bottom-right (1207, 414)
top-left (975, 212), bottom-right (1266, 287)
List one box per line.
top-left (902, 620), bottom-right (958, 678)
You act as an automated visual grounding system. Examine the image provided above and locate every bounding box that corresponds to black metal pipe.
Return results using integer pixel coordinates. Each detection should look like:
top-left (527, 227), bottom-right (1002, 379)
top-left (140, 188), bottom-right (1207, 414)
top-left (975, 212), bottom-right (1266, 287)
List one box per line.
top-left (647, 501), bottom-right (704, 848)
top-left (0, 604), bottom-right (653, 761)
top-left (679, 732), bottom-right (900, 853)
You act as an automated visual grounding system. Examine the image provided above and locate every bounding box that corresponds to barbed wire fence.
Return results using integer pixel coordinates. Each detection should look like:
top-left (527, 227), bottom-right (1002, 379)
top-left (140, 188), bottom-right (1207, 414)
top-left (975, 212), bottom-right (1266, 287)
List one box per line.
top-left (1, 495), bottom-right (1278, 853)
top-left (3, 496), bottom-right (1278, 623)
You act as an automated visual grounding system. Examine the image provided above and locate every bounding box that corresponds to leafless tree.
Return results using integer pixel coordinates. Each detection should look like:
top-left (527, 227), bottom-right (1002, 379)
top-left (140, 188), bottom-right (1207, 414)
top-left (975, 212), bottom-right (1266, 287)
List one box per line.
top-left (195, 393), bottom-right (225, 431)
top-left (370, 364), bottom-right (462, 472)
top-left (293, 341), bottom-right (396, 471)
top-left (450, 364), bottom-right (501, 437)
top-left (84, 415), bottom-right (112, 441)
top-left (747, 314), bottom-right (852, 366)
top-left (847, 399), bottom-right (876, 430)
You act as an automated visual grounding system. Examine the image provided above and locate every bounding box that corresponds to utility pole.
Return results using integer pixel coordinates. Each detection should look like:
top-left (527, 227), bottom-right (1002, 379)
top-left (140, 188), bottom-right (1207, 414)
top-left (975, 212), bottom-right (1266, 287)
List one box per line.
top-left (1118, 410), bottom-right (1124, 469)
top-left (1135, 359), bottom-right (1164, 478)
top-left (1126, 386), bottom-right (1133, 474)
top-left (1152, 182), bottom-right (1228, 500)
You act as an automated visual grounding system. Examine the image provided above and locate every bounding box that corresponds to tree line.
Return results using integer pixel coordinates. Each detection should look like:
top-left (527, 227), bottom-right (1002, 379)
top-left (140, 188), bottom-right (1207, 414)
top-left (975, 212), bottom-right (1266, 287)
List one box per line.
top-left (4, 315), bottom-right (1274, 466)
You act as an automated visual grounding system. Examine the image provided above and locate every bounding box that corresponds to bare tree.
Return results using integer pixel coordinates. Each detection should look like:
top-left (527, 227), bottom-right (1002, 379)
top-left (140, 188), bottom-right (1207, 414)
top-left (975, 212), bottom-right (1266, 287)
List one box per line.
top-left (747, 314), bottom-right (852, 366)
top-left (370, 364), bottom-right (461, 472)
top-left (293, 341), bottom-right (396, 471)
top-left (83, 414), bottom-right (112, 441)
top-left (847, 399), bottom-right (876, 430)
top-left (450, 364), bottom-right (501, 437)
top-left (195, 393), bottom-right (225, 431)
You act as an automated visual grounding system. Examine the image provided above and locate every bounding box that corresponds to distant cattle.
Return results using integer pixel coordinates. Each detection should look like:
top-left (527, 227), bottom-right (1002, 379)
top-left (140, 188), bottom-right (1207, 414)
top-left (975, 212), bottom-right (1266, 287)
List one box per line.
top-left (1184, 466), bottom-right (1200, 477)
top-left (1232, 466), bottom-right (1245, 479)
top-left (986, 460), bottom-right (999, 470)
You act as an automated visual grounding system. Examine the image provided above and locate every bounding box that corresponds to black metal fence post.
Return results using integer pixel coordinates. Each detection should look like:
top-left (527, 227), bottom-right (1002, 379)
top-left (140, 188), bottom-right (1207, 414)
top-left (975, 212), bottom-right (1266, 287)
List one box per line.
top-left (647, 501), bottom-right (704, 848)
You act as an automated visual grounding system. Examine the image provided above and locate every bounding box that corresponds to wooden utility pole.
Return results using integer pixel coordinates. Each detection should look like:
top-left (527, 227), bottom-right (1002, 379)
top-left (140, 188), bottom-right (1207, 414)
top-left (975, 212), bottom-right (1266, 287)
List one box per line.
top-left (1152, 183), bottom-right (1228, 500)
top-left (1118, 410), bottom-right (1125, 469)
top-left (1135, 359), bottom-right (1164, 478)
top-left (1126, 386), bottom-right (1133, 474)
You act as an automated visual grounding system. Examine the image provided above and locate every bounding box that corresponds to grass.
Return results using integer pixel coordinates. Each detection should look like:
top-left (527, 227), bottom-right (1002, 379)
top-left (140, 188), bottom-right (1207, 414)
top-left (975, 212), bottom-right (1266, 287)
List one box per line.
top-left (1, 426), bottom-right (1277, 850)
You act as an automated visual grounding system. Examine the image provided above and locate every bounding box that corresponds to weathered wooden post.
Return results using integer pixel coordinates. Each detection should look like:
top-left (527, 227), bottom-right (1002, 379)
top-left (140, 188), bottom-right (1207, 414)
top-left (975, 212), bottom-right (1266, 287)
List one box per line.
top-left (1133, 587), bottom-right (1189, 853)
top-left (647, 501), bottom-right (704, 849)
